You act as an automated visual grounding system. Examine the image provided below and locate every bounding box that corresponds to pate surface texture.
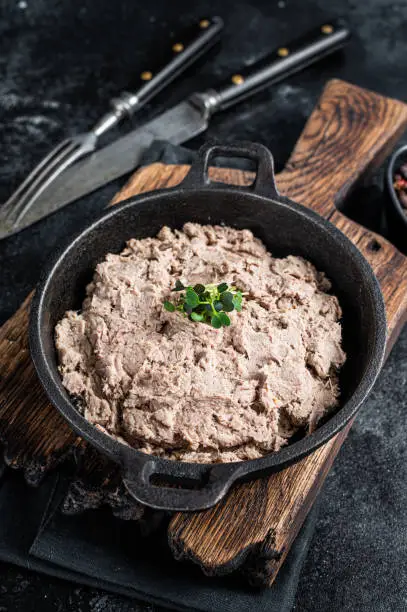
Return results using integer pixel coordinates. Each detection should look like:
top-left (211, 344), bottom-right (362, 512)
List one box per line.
top-left (55, 223), bottom-right (346, 463)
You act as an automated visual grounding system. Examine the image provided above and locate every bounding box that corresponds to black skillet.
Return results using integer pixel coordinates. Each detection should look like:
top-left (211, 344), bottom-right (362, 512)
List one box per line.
top-left (30, 142), bottom-right (386, 512)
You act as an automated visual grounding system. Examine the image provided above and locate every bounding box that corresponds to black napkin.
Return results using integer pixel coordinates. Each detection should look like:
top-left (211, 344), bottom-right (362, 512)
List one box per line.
top-left (0, 142), bottom-right (320, 611)
top-left (0, 466), bottom-right (319, 612)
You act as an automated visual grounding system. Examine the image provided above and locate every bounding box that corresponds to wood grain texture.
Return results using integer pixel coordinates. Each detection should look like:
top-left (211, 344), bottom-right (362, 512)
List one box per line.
top-left (61, 445), bottom-right (145, 520)
top-left (170, 424), bottom-right (351, 583)
top-left (277, 79), bottom-right (407, 217)
top-left (0, 294), bottom-right (81, 483)
top-left (0, 79), bottom-right (406, 586)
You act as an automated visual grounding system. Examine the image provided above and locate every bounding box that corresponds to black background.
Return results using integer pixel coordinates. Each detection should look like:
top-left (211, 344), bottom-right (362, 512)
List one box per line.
top-left (0, 0), bottom-right (406, 610)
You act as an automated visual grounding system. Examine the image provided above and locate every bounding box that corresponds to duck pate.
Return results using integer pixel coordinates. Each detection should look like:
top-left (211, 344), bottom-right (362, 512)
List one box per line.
top-left (55, 223), bottom-right (346, 463)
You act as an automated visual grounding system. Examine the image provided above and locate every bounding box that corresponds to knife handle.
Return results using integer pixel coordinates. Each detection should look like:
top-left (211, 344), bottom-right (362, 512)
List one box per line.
top-left (200, 18), bottom-right (350, 114)
top-left (132, 17), bottom-right (223, 107)
top-left (93, 17), bottom-right (223, 137)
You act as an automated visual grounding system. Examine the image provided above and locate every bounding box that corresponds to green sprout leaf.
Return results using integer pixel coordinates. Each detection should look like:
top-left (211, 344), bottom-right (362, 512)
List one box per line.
top-left (193, 284), bottom-right (205, 295)
top-left (222, 302), bottom-right (234, 313)
top-left (220, 291), bottom-right (233, 305)
top-left (185, 288), bottom-right (200, 308)
top-left (172, 279), bottom-right (185, 292)
top-left (219, 312), bottom-right (231, 326)
top-left (220, 291), bottom-right (234, 312)
top-left (163, 280), bottom-right (244, 330)
top-left (232, 292), bottom-right (243, 312)
top-left (211, 314), bottom-right (222, 329)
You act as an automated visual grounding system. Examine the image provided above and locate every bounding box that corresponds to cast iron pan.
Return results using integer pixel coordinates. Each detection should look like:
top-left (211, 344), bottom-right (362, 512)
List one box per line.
top-left (30, 142), bottom-right (386, 512)
top-left (385, 144), bottom-right (407, 255)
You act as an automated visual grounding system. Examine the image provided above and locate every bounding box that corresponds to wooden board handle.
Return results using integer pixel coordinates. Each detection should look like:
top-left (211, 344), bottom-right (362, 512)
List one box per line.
top-left (277, 79), bottom-right (407, 216)
top-left (277, 78), bottom-right (407, 347)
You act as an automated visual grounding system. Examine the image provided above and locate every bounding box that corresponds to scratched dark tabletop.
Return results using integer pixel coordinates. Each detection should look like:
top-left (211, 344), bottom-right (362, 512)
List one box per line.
top-left (0, 0), bottom-right (406, 611)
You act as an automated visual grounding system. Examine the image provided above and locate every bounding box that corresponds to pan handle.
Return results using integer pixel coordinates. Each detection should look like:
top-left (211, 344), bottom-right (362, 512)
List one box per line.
top-left (180, 141), bottom-right (280, 198)
top-left (121, 450), bottom-right (244, 512)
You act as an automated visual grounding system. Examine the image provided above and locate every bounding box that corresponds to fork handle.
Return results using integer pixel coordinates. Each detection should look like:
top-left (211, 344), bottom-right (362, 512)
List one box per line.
top-left (92, 16), bottom-right (223, 137)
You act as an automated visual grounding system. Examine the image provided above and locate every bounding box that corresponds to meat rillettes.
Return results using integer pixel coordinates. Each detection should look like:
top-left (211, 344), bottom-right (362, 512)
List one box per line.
top-left (55, 223), bottom-right (346, 463)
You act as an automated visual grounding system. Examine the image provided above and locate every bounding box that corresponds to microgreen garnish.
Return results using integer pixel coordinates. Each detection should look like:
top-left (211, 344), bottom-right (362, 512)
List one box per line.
top-left (163, 300), bottom-right (176, 312)
top-left (172, 280), bottom-right (185, 292)
top-left (163, 282), bottom-right (243, 329)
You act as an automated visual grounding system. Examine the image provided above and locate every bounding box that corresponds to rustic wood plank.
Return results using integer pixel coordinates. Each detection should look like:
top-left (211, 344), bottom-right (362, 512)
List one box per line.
top-left (0, 294), bottom-right (81, 483)
top-left (0, 79), bottom-right (406, 586)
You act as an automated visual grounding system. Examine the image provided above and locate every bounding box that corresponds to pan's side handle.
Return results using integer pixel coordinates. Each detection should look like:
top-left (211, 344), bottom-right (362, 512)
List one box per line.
top-left (276, 78), bottom-right (407, 217)
top-left (180, 141), bottom-right (280, 199)
top-left (121, 449), bottom-right (245, 512)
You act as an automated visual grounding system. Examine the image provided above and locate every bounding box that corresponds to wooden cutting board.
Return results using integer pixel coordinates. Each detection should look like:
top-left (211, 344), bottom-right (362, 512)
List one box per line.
top-left (1, 79), bottom-right (407, 587)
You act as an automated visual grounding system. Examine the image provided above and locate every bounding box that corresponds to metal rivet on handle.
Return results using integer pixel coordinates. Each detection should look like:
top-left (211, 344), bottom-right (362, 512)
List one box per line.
top-left (321, 24), bottom-right (334, 34)
top-left (172, 42), bottom-right (184, 53)
top-left (277, 47), bottom-right (290, 57)
top-left (199, 19), bottom-right (210, 28)
top-left (140, 71), bottom-right (153, 81)
top-left (231, 74), bottom-right (245, 85)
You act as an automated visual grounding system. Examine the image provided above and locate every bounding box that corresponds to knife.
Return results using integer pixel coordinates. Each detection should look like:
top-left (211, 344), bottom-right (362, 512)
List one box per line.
top-left (0, 16), bottom-right (223, 237)
top-left (0, 19), bottom-right (349, 240)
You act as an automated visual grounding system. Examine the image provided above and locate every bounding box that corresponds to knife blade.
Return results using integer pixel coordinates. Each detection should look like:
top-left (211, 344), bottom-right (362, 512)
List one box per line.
top-left (20, 100), bottom-right (208, 225)
top-left (1, 19), bottom-right (350, 240)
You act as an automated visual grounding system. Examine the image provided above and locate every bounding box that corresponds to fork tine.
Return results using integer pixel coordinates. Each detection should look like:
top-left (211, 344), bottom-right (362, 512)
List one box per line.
top-left (2, 139), bottom-right (81, 225)
top-left (13, 141), bottom-right (81, 223)
top-left (1, 139), bottom-right (74, 214)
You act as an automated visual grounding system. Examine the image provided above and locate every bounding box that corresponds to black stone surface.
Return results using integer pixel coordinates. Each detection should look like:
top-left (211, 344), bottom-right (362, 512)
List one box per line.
top-left (0, 0), bottom-right (406, 610)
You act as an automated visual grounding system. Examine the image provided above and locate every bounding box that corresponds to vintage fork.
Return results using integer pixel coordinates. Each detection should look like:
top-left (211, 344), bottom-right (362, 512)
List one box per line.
top-left (0, 16), bottom-right (222, 236)
top-left (0, 92), bottom-right (142, 235)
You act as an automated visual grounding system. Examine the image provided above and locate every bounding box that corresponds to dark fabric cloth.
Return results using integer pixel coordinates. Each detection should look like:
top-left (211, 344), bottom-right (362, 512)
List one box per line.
top-left (0, 467), bottom-right (319, 612)
top-left (0, 142), bottom-right (320, 612)
top-left (140, 141), bottom-right (197, 166)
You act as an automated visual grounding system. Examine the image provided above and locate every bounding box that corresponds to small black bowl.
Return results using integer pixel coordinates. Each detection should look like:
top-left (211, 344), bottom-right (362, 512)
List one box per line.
top-left (385, 144), bottom-right (407, 255)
